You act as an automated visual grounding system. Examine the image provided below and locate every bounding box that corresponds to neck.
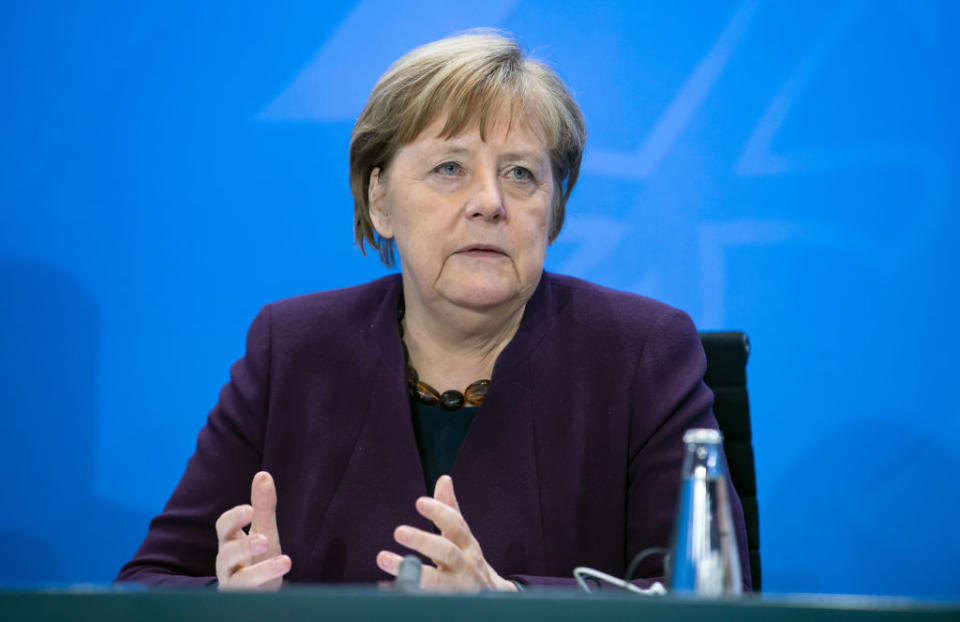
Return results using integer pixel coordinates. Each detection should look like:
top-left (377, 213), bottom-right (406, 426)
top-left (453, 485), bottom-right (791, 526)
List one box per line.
top-left (400, 287), bottom-right (526, 392)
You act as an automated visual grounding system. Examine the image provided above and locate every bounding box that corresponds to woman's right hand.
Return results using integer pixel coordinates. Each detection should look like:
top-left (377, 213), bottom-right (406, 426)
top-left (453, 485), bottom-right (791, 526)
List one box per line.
top-left (215, 471), bottom-right (291, 589)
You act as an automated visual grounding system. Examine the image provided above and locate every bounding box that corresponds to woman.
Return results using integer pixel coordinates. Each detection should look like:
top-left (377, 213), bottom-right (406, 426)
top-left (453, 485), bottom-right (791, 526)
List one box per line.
top-left (117, 32), bottom-right (750, 591)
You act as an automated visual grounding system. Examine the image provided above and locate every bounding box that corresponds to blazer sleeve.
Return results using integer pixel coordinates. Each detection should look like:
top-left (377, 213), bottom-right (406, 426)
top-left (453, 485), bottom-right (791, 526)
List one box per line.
top-left (114, 305), bottom-right (274, 586)
top-left (511, 309), bottom-right (752, 591)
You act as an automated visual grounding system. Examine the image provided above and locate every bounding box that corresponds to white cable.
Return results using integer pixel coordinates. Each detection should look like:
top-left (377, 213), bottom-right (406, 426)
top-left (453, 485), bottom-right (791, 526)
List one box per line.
top-left (573, 567), bottom-right (667, 596)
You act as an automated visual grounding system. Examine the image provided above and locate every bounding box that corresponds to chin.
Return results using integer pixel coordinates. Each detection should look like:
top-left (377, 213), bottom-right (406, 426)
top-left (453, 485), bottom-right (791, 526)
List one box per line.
top-left (438, 274), bottom-right (523, 310)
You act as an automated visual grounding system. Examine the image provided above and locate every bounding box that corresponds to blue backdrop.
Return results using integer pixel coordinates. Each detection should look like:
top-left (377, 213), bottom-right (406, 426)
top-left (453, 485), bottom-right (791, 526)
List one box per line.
top-left (1, 0), bottom-right (957, 598)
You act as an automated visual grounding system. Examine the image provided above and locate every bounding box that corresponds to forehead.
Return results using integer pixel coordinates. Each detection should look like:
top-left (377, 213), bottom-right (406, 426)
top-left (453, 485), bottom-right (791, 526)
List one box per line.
top-left (406, 110), bottom-right (550, 156)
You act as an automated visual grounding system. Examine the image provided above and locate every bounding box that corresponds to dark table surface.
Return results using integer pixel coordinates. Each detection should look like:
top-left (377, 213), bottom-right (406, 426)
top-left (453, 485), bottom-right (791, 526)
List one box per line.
top-left (2, 587), bottom-right (959, 622)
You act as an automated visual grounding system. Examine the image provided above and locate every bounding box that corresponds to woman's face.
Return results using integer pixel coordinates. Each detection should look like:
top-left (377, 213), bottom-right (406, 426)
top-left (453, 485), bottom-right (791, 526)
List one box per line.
top-left (369, 112), bottom-right (554, 313)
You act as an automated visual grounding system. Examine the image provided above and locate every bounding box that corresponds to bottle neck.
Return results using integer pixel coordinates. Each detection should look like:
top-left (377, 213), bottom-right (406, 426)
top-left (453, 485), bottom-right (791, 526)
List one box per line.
top-left (681, 441), bottom-right (725, 479)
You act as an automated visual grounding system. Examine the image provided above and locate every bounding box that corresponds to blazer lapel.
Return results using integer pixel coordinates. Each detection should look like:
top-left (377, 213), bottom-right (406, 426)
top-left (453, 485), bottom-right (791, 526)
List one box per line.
top-left (447, 273), bottom-right (554, 577)
top-left (303, 276), bottom-right (432, 582)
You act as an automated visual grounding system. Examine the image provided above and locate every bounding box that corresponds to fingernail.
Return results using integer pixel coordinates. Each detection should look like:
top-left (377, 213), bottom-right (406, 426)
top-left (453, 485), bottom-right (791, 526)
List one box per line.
top-left (273, 556), bottom-right (288, 571)
top-left (377, 552), bottom-right (395, 572)
top-left (395, 527), bottom-right (412, 545)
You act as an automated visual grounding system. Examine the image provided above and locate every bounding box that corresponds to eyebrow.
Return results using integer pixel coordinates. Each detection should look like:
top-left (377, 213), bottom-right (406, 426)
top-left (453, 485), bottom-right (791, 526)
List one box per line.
top-left (425, 144), bottom-right (547, 164)
top-left (501, 151), bottom-right (547, 163)
top-left (430, 146), bottom-right (471, 157)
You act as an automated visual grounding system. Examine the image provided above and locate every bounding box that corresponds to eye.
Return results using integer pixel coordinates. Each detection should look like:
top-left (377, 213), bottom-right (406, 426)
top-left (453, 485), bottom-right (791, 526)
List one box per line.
top-left (506, 166), bottom-right (534, 182)
top-left (434, 162), bottom-right (463, 176)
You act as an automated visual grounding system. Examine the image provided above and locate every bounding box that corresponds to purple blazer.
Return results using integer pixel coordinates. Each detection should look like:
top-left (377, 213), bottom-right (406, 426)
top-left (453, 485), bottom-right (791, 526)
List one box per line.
top-left (117, 272), bottom-right (751, 589)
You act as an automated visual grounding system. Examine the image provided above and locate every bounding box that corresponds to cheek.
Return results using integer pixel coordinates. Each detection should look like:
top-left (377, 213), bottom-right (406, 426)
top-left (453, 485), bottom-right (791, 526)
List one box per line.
top-left (515, 204), bottom-right (551, 268)
top-left (394, 223), bottom-right (446, 277)
top-left (384, 195), bottom-right (424, 246)
top-left (532, 199), bottom-right (554, 242)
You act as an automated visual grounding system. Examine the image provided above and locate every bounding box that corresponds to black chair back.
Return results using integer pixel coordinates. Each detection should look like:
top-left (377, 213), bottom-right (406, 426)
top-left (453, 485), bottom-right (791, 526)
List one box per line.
top-left (699, 331), bottom-right (761, 591)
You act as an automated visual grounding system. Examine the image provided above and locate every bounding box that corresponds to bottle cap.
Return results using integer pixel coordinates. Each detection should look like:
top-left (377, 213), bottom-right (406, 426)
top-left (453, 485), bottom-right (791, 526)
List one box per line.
top-left (683, 428), bottom-right (723, 444)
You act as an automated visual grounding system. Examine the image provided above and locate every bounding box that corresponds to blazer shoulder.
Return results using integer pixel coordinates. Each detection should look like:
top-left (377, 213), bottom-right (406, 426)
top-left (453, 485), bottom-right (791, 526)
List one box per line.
top-left (545, 273), bottom-right (689, 334)
top-left (540, 273), bottom-right (702, 367)
top-left (261, 274), bottom-right (401, 340)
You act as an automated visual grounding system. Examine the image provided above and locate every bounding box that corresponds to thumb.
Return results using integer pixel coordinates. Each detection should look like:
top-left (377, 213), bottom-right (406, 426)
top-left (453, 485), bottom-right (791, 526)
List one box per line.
top-left (250, 471), bottom-right (280, 545)
top-left (433, 475), bottom-right (460, 513)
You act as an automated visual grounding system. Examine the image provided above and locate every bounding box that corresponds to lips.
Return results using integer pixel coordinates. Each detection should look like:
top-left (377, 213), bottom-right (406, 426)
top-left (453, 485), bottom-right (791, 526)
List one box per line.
top-left (456, 244), bottom-right (508, 258)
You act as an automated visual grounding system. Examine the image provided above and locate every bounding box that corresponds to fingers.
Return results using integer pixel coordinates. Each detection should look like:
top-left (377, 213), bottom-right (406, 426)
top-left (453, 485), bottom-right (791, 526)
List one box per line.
top-left (215, 510), bottom-right (288, 588)
top-left (215, 504), bottom-right (253, 544)
top-left (375, 551), bottom-right (456, 592)
top-left (216, 472), bottom-right (288, 589)
top-left (415, 496), bottom-right (472, 549)
top-left (220, 554), bottom-right (292, 590)
top-left (416, 564), bottom-right (453, 591)
top-left (378, 476), bottom-right (510, 592)
top-left (376, 550), bottom-right (403, 576)
top-left (433, 475), bottom-right (461, 513)
top-left (394, 525), bottom-right (463, 570)
top-left (250, 471), bottom-right (279, 538)
top-left (216, 532), bottom-right (270, 577)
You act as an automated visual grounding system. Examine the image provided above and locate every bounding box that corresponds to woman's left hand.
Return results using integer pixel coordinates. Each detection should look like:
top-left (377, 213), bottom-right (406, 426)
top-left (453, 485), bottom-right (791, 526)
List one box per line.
top-left (376, 475), bottom-right (517, 592)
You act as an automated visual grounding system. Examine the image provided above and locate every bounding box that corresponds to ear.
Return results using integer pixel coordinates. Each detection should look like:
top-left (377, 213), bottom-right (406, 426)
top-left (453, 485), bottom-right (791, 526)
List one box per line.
top-left (368, 167), bottom-right (394, 239)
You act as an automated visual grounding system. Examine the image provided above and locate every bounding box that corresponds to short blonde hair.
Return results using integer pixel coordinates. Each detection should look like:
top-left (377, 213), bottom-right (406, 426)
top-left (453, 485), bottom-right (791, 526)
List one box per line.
top-left (350, 31), bottom-right (587, 266)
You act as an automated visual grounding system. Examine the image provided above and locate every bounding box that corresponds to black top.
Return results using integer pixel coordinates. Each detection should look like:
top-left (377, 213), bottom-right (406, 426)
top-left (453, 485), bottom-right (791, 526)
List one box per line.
top-left (410, 397), bottom-right (478, 494)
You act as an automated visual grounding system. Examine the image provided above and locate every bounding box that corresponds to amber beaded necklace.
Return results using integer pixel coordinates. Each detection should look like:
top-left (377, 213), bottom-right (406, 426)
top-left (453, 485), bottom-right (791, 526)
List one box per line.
top-left (398, 297), bottom-right (490, 410)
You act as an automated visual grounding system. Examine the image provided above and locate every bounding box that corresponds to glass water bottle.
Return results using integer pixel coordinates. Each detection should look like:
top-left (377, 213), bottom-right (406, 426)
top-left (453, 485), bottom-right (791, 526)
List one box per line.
top-left (668, 428), bottom-right (742, 596)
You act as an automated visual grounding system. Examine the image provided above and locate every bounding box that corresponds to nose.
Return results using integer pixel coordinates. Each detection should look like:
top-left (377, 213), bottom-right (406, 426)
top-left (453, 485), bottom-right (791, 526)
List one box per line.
top-left (465, 170), bottom-right (505, 223)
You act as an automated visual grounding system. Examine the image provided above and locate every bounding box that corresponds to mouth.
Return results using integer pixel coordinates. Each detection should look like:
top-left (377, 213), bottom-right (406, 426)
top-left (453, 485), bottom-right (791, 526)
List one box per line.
top-left (456, 244), bottom-right (509, 258)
